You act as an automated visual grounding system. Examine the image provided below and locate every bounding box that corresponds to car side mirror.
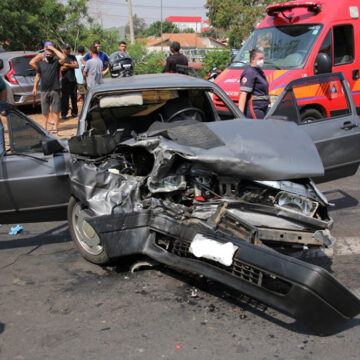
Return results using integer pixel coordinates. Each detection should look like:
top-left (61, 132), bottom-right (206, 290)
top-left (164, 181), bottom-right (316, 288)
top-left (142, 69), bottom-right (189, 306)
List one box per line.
top-left (314, 53), bottom-right (332, 74)
top-left (42, 138), bottom-right (64, 155)
top-left (0, 59), bottom-right (3, 70)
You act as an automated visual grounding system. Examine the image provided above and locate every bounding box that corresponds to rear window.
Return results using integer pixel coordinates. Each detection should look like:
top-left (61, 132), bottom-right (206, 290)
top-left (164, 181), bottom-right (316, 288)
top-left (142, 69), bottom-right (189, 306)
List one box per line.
top-left (11, 55), bottom-right (36, 76)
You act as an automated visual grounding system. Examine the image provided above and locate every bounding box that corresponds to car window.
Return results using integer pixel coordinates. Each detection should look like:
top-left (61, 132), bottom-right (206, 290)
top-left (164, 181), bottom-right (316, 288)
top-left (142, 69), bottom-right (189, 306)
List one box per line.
top-left (270, 74), bottom-right (351, 123)
top-left (333, 25), bottom-right (354, 66)
top-left (7, 111), bottom-right (45, 152)
top-left (211, 91), bottom-right (239, 120)
top-left (11, 55), bottom-right (36, 76)
top-left (317, 29), bottom-right (332, 63)
top-left (87, 88), bottom-right (224, 136)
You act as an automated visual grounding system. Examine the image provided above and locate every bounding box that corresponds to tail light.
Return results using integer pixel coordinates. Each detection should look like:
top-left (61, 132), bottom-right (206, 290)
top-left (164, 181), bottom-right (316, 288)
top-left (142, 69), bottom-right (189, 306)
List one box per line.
top-left (5, 60), bottom-right (19, 85)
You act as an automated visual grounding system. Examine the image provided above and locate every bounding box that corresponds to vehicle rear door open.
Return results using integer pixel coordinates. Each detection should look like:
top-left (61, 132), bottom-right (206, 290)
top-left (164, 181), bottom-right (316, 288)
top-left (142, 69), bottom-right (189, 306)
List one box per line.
top-left (266, 72), bottom-right (360, 182)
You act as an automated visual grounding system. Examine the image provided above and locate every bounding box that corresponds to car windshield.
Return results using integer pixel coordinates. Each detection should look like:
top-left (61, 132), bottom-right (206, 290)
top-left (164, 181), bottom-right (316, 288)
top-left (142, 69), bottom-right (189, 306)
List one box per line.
top-left (12, 55), bottom-right (36, 76)
top-left (231, 24), bottom-right (323, 69)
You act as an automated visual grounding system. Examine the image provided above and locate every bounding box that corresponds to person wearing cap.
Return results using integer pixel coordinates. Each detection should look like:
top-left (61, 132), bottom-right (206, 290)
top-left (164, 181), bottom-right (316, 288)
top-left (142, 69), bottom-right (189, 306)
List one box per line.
top-left (60, 44), bottom-right (79, 119)
top-left (75, 45), bottom-right (87, 103)
top-left (164, 41), bottom-right (188, 73)
top-left (30, 42), bottom-right (65, 133)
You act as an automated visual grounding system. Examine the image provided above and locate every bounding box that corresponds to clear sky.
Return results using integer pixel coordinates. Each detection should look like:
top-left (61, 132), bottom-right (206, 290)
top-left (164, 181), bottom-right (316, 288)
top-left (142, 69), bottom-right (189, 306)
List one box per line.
top-left (87, 0), bottom-right (209, 28)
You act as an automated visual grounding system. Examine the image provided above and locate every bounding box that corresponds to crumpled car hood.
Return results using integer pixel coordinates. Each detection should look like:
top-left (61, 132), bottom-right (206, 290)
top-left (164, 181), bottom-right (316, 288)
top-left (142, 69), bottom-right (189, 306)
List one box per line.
top-left (124, 118), bottom-right (324, 181)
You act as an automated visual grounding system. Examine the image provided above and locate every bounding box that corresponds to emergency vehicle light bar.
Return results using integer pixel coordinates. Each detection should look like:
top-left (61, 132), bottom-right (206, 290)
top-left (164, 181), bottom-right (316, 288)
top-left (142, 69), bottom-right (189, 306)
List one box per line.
top-left (267, 1), bottom-right (322, 17)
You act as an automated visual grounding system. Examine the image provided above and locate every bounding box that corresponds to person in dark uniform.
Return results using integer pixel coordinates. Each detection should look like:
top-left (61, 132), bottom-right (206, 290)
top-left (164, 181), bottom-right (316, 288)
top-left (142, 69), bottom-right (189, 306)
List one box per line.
top-left (164, 41), bottom-right (188, 73)
top-left (238, 48), bottom-right (270, 119)
top-left (60, 44), bottom-right (79, 119)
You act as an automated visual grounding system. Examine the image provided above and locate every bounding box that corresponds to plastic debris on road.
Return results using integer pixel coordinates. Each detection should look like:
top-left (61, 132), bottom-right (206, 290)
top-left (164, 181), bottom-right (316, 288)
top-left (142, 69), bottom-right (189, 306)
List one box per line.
top-left (8, 225), bottom-right (24, 235)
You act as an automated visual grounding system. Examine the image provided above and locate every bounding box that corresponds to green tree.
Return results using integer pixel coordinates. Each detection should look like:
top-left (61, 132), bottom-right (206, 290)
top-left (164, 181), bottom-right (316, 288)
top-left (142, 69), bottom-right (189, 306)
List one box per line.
top-left (145, 21), bottom-right (180, 37)
top-left (127, 42), bottom-right (165, 75)
top-left (200, 28), bottom-right (227, 40)
top-left (205, 0), bottom-right (276, 48)
top-left (125, 14), bottom-right (147, 38)
top-left (202, 49), bottom-right (231, 74)
top-left (0, 0), bottom-right (90, 50)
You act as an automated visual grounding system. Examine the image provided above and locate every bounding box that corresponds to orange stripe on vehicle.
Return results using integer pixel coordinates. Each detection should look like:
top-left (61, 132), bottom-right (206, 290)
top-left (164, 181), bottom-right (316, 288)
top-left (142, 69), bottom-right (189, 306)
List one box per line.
top-left (268, 70), bottom-right (289, 83)
top-left (352, 79), bottom-right (360, 92)
top-left (293, 84), bottom-right (320, 98)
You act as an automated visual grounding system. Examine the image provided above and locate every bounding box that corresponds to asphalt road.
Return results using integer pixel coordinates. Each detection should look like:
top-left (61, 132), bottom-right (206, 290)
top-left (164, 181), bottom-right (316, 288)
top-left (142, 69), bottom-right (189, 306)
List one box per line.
top-left (1, 171), bottom-right (360, 360)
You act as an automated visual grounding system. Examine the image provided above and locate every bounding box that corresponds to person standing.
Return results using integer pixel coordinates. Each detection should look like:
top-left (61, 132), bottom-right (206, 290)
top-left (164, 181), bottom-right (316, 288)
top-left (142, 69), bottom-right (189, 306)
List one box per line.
top-left (83, 45), bottom-right (104, 90)
top-left (81, 40), bottom-right (109, 76)
top-left (75, 45), bottom-right (87, 103)
top-left (31, 42), bottom-right (65, 133)
top-left (238, 48), bottom-right (270, 119)
top-left (117, 41), bottom-right (129, 57)
top-left (164, 41), bottom-right (188, 73)
top-left (61, 44), bottom-right (79, 119)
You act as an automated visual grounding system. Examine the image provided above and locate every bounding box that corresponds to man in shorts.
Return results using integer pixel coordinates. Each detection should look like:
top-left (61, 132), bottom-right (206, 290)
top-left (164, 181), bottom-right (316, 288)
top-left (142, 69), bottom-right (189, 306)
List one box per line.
top-left (75, 45), bottom-right (87, 103)
top-left (31, 42), bottom-right (65, 133)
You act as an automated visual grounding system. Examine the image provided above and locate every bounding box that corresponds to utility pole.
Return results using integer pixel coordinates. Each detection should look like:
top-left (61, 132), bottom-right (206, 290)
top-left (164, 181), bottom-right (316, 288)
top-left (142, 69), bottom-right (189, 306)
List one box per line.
top-left (127, 0), bottom-right (135, 44)
top-left (160, 0), bottom-right (163, 52)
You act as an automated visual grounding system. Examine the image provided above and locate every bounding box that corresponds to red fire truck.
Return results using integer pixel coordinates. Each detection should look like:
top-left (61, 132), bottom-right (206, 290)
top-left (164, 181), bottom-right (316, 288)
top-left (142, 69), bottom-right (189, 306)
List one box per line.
top-left (214, 0), bottom-right (360, 121)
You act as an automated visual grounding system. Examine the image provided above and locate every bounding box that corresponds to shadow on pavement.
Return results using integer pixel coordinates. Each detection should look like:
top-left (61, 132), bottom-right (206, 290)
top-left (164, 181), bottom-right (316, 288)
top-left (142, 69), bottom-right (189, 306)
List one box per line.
top-left (0, 223), bottom-right (70, 251)
top-left (110, 258), bottom-right (357, 336)
top-left (323, 189), bottom-right (359, 210)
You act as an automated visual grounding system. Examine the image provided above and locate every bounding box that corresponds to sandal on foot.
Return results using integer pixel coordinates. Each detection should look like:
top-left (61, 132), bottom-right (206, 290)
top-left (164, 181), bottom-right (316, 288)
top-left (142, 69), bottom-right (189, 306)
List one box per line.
top-left (51, 129), bottom-right (58, 134)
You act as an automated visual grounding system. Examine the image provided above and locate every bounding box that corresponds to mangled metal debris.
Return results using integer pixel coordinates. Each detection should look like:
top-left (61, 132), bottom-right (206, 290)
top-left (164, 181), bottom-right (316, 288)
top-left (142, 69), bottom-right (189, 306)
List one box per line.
top-left (67, 79), bottom-right (360, 335)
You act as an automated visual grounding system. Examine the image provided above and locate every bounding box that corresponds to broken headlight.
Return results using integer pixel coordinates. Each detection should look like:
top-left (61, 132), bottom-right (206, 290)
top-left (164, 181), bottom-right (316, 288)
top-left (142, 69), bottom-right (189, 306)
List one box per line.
top-left (275, 191), bottom-right (318, 216)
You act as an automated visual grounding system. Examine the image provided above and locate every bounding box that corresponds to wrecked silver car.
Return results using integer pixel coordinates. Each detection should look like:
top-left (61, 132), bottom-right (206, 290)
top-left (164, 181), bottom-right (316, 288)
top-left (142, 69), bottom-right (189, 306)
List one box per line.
top-left (66, 74), bottom-right (360, 335)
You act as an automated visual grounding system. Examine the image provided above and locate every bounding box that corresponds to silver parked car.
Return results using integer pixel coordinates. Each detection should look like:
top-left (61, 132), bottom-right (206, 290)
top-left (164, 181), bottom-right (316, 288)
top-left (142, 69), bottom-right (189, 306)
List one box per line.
top-left (0, 51), bottom-right (41, 106)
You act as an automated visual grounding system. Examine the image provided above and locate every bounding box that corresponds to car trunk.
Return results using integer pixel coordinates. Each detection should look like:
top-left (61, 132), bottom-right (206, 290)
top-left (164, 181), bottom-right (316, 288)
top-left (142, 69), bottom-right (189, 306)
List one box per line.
top-left (10, 55), bottom-right (36, 91)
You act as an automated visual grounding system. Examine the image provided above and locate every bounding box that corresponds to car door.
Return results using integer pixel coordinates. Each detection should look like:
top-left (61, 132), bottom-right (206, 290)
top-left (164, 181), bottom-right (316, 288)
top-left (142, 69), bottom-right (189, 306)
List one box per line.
top-left (0, 104), bottom-right (70, 223)
top-left (266, 72), bottom-right (360, 182)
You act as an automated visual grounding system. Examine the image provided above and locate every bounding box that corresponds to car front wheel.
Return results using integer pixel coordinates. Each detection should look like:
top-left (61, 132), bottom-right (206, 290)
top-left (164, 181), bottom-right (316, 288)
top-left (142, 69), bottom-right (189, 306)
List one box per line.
top-left (68, 196), bottom-right (110, 265)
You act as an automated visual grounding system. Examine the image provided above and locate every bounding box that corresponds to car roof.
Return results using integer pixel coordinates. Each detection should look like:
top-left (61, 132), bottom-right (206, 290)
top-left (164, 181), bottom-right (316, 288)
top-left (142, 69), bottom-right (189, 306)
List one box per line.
top-left (89, 73), bottom-right (217, 94)
top-left (0, 51), bottom-right (38, 60)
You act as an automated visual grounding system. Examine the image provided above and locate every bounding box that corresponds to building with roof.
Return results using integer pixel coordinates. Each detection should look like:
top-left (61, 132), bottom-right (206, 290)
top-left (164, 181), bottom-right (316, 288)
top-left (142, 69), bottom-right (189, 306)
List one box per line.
top-left (140, 33), bottom-right (227, 63)
top-left (166, 16), bottom-right (202, 32)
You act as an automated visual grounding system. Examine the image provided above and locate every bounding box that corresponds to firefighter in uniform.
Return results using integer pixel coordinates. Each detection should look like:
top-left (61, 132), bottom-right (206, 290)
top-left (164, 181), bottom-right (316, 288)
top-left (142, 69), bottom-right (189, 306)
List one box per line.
top-left (238, 48), bottom-right (270, 119)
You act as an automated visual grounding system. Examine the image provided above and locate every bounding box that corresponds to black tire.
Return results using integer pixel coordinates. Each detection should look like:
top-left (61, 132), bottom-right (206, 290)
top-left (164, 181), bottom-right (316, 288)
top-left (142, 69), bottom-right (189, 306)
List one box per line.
top-left (68, 196), bottom-right (110, 265)
top-left (300, 108), bottom-right (323, 123)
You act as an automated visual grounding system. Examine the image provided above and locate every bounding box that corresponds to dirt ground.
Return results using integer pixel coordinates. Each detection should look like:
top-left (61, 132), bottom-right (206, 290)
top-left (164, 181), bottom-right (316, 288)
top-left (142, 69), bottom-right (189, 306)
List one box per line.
top-left (1, 102), bottom-right (81, 148)
top-left (27, 103), bottom-right (81, 140)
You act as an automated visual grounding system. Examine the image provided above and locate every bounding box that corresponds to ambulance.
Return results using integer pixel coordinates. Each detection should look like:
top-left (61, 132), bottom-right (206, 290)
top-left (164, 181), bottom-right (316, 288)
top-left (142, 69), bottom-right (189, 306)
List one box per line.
top-left (214, 0), bottom-right (360, 121)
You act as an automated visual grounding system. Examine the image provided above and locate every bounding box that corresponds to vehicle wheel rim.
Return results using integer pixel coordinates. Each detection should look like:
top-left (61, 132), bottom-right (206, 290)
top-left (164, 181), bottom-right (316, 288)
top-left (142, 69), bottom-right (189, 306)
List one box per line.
top-left (72, 202), bottom-right (103, 256)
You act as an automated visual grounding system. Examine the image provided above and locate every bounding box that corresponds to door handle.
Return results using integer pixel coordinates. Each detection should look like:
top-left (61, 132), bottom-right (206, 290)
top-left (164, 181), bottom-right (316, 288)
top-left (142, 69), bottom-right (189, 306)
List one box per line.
top-left (341, 121), bottom-right (358, 130)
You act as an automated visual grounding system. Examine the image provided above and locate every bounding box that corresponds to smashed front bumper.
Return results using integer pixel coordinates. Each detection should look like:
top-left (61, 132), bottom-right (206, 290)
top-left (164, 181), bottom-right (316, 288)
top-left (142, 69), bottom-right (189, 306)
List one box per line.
top-left (84, 203), bottom-right (360, 336)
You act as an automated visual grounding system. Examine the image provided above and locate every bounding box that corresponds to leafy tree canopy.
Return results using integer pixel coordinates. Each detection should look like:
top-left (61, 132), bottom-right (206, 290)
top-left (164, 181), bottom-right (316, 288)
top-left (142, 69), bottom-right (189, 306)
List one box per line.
top-left (0, 0), bottom-right (91, 50)
top-left (126, 42), bottom-right (165, 75)
top-left (205, 0), bottom-right (276, 48)
top-left (202, 49), bottom-right (231, 74)
top-left (125, 14), bottom-right (147, 38)
top-left (145, 21), bottom-right (180, 37)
